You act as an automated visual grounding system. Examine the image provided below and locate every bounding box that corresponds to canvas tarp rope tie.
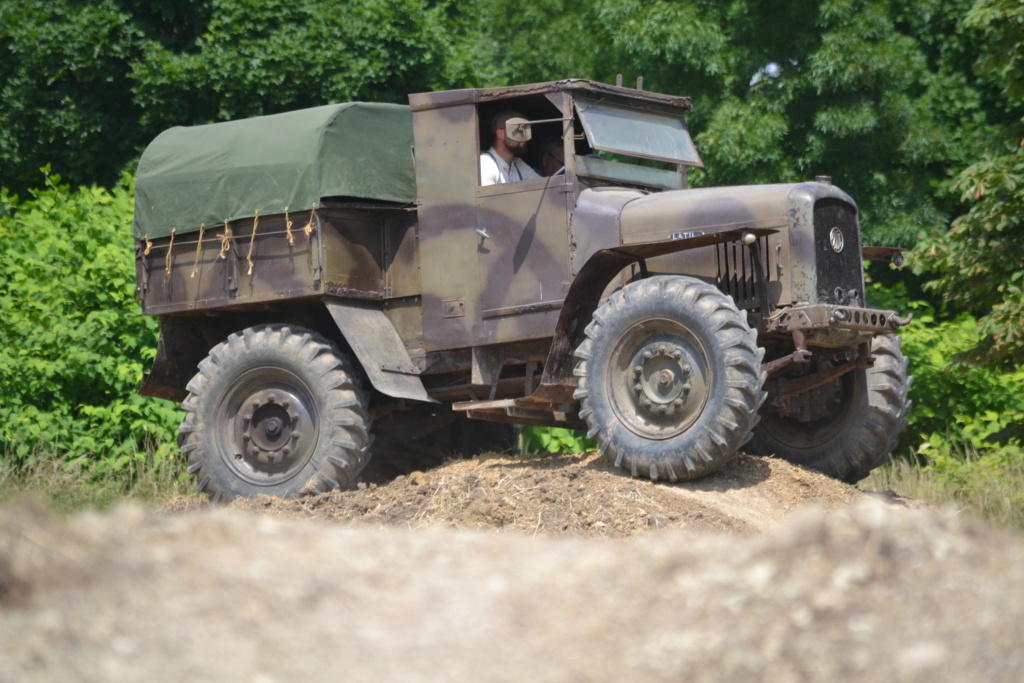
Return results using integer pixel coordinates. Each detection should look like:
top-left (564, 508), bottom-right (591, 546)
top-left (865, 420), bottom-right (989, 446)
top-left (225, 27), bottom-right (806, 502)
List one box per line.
top-left (285, 208), bottom-right (295, 246)
top-left (217, 220), bottom-right (232, 260)
top-left (190, 223), bottom-right (206, 278)
top-left (143, 236), bottom-right (152, 257)
top-left (304, 205), bottom-right (317, 237)
top-left (246, 211), bottom-right (259, 275)
top-left (164, 228), bottom-right (176, 277)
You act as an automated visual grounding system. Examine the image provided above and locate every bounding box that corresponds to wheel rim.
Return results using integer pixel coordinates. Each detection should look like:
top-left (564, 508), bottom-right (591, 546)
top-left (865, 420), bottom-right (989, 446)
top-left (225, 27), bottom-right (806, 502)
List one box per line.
top-left (215, 366), bottom-right (319, 486)
top-left (607, 318), bottom-right (711, 440)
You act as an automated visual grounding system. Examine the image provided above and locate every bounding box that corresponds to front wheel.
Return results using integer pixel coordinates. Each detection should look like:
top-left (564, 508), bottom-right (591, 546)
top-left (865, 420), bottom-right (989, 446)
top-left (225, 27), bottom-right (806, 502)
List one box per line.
top-left (744, 334), bottom-right (912, 483)
top-left (573, 276), bottom-right (766, 481)
top-left (178, 324), bottom-right (372, 502)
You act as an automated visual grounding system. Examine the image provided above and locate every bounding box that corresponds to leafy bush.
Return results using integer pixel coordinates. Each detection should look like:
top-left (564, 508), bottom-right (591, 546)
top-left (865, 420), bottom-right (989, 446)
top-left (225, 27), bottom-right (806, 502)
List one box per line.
top-left (521, 426), bottom-right (596, 455)
top-left (0, 171), bottom-right (182, 477)
top-left (868, 281), bottom-right (1024, 466)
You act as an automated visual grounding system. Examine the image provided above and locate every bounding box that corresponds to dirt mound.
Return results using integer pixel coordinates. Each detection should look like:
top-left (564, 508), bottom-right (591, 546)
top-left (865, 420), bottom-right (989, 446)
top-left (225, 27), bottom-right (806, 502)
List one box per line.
top-left (3, 496), bottom-right (1024, 681)
top-left (187, 451), bottom-right (881, 536)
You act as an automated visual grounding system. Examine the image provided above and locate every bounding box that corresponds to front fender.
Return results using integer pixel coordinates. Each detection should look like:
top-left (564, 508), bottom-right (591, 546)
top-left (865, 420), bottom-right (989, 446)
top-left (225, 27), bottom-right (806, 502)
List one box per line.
top-left (538, 226), bottom-right (777, 400)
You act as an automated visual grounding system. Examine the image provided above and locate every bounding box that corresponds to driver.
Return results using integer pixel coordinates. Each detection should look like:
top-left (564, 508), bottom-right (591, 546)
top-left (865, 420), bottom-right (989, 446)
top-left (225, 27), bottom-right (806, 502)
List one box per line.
top-left (480, 110), bottom-right (541, 186)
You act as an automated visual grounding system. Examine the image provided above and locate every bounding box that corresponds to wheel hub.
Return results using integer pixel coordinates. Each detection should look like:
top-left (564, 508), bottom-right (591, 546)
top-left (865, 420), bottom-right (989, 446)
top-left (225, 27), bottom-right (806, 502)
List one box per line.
top-left (223, 380), bottom-right (317, 481)
top-left (609, 321), bottom-right (711, 441)
top-left (631, 342), bottom-right (696, 415)
top-left (242, 389), bottom-right (305, 465)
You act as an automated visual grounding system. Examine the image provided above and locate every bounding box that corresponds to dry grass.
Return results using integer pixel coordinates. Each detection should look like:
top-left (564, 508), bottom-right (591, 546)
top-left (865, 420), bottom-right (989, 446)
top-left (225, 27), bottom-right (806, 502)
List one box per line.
top-left (0, 446), bottom-right (198, 513)
top-left (862, 451), bottom-right (1024, 532)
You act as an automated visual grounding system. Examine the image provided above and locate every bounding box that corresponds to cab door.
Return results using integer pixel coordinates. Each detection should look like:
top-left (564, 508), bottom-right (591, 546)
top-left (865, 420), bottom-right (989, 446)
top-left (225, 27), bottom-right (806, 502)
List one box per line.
top-left (475, 176), bottom-right (571, 343)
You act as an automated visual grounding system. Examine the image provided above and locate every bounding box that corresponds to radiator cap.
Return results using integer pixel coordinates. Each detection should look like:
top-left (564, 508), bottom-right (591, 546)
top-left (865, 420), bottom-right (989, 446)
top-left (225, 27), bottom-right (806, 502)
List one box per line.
top-left (815, 175), bottom-right (832, 185)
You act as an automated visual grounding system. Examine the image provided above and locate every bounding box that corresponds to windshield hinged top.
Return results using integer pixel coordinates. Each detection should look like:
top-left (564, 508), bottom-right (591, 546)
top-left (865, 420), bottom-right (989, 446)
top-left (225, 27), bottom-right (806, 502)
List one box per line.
top-left (574, 96), bottom-right (703, 168)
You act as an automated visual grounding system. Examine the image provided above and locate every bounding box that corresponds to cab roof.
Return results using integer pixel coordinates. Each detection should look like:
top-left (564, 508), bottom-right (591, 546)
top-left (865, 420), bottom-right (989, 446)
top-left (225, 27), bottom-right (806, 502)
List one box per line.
top-left (408, 79), bottom-right (692, 112)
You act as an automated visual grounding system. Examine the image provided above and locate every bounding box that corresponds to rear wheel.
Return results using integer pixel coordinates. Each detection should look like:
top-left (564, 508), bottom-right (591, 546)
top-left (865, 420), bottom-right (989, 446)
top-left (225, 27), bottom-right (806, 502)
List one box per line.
top-left (745, 334), bottom-right (912, 483)
top-left (178, 324), bottom-right (372, 502)
top-left (574, 276), bottom-right (766, 481)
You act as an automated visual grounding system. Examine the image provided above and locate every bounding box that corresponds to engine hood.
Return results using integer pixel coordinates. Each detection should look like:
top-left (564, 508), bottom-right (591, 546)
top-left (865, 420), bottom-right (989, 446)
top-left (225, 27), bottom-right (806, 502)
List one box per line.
top-left (571, 180), bottom-right (857, 271)
top-left (619, 183), bottom-right (798, 245)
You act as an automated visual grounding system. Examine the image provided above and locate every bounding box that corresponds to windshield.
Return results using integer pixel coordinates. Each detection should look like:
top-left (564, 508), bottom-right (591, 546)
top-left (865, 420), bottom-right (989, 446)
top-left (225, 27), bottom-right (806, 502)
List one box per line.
top-left (574, 98), bottom-right (702, 167)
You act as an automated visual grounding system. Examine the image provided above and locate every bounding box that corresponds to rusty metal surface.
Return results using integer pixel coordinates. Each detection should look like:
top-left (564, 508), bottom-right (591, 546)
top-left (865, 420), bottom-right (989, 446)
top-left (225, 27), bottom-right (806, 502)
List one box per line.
top-left (325, 298), bottom-right (435, 403)
top-left (621, 183), bottom-right (790, 246)
top-left (766, 304), bottom-right (904, 336)
top-left (384, 214), bottom-right (420, 297)
top-left (569, 187), bottom-right (643, 272)
top-left (476, 180), bottom-right (571, 330)
top-left (320, 209), bottom-right (386, 298)
top-left (411, 102), bottom-right (480, 351)
top-left (138, 315), bottom-right (243, 400)
top-left (136, 210), bottom-right (324, 315)
top-left (766, 356), bottom-right (866, 402)
top-left (862, 245), bottom-right (906, 266)
top-left (138, 317), bottom-right (209, 402)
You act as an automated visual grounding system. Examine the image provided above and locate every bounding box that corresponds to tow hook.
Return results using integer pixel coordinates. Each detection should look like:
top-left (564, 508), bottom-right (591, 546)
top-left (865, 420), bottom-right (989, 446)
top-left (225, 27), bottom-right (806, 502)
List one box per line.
top-left (888, 312), bottom-right (914, 329)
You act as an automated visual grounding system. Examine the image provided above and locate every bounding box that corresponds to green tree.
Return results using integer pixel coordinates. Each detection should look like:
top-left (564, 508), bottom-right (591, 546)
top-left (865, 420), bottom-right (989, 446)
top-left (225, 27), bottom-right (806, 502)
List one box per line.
top-left (0, 0), bottom-right (487, 194)
top-left (0, 0), bottom-right (144, 194)
top-left (130, 0), bottom-right (486, 132)
top-left (913, 0), bottom-right (1024, 368)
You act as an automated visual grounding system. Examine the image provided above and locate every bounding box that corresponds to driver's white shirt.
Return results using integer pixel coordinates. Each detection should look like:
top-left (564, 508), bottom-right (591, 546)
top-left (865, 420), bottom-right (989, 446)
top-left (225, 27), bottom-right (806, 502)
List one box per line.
top-left (480, 148), bottom-right (540, 186)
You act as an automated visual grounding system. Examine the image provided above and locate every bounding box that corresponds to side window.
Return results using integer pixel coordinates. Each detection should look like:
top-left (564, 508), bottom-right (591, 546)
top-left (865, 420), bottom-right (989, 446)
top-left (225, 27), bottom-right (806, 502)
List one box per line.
top-left (477, 98), bottom-right (565, 186)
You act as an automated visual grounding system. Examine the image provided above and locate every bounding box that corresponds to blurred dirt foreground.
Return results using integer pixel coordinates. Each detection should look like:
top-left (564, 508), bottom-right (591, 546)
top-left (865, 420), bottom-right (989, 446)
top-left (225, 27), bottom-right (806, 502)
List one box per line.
top-left (3, 452), bottom-right (1024, 682)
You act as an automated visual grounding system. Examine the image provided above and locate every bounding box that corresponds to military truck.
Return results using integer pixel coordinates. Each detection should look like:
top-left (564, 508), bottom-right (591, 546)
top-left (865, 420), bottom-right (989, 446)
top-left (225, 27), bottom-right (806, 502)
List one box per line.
top-left (133, 79), bottom-right (912, 501)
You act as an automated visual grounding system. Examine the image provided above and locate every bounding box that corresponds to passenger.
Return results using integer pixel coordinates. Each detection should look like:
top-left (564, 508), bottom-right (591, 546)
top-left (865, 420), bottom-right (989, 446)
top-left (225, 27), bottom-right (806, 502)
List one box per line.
top-left (538, 137), bottom-right (565, 177)
top-left (480, 110), bottom-right (541, 186)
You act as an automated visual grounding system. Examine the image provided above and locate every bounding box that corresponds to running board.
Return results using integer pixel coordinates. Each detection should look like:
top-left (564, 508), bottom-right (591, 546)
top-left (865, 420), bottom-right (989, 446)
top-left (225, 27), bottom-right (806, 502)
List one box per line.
top-left (451, 397), bottom-right (584, 428)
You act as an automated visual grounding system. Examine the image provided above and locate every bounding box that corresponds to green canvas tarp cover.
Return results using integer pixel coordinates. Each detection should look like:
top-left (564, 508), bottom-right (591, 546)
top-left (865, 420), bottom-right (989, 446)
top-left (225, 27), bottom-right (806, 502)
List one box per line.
top-left (133, 102), bottom-right (416, 239)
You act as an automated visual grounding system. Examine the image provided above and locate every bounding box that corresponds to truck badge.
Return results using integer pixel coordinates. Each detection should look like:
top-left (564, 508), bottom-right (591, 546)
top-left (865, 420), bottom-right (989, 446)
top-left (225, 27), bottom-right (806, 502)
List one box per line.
top-left (829, 227), bottom-right (844, 253)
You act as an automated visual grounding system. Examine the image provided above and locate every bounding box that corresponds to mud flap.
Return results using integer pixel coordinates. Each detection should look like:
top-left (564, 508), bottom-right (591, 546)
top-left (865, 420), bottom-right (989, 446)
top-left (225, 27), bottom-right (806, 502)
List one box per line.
top-left (325, 298), bottom-right (437, 403)
top-left (139, 317), bottom-right (211, 402)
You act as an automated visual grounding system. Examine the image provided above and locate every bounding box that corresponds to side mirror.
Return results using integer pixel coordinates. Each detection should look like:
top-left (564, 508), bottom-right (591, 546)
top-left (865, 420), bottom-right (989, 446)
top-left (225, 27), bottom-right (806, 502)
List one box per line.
top-left (505, 118), bottom-right (532, 143)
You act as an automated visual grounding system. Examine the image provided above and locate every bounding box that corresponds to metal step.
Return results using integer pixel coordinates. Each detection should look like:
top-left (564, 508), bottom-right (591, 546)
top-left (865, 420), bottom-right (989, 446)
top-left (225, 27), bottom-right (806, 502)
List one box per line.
top-left (451, 397), bottom-right (583, 428)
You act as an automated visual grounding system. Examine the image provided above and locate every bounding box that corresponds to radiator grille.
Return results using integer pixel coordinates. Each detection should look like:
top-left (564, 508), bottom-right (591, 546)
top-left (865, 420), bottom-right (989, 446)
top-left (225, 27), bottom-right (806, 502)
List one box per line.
top-left (715, 235), bottom-right (772, 310)
top-left (813, 199), bottom-right (863, 306)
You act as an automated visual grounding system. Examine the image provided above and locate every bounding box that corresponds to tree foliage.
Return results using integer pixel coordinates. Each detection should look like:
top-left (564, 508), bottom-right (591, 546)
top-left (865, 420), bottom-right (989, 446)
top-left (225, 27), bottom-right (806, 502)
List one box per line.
top-left (913, 0), bottom-right (1024, 368)
top-left (0, 1), bottom-right (144, 194)
top-left (131, 0), bottom-right (484, 132)
top-left (0, 0), bottom-right (486, 197)
top-left (0, 0), bottom-right (1003, 248)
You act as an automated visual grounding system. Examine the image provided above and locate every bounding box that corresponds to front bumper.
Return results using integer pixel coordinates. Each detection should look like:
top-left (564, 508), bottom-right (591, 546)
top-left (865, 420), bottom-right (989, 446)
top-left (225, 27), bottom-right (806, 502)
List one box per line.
top-left (757, 303), bottom-right (911, 375)
top-left (770, 304), bottom-right (908, 335)
top-left (762, 303), bottom-right (911, 349)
